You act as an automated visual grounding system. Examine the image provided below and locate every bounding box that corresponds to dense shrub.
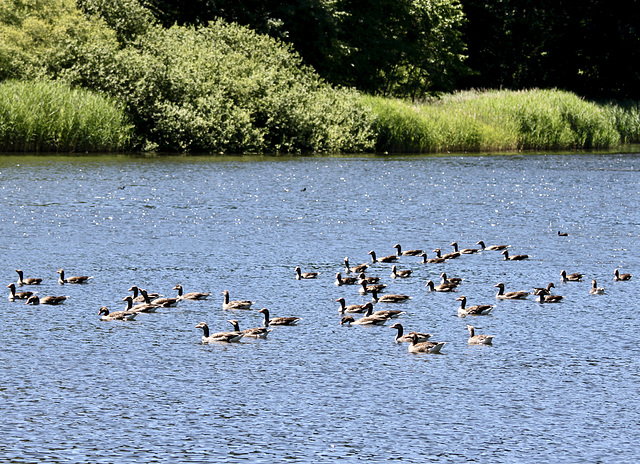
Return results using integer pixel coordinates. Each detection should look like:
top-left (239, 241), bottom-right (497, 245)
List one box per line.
top-left (0, 80), bottom-right (133, 152)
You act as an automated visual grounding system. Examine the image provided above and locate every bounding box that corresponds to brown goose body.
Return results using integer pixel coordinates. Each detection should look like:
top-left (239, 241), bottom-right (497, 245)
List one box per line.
top-left (476, 240), bottom-right (509, 251)
top-left (425, 280), bottom-right (457, 292)
top-left (344, 257), bottom-right (368, 275)
top-left (98, 306), bottom-right (137, 321)
top-left (450, 241), bottom-right (479, 254)
top-left (128, 285), bottom-right (161, 303)
top-left (368, 250), bottom-right (398, 263)
top-left (140, 289), bottom-right (179, 307)
top-left (393, 244), bottom-right (424, 256)
top-left (335, 272), bottom-right (358, 286)
top-left (389, 322), bottom-right (432, 343)
top-left (407, 333), bottom-right (446, 354)
top-left (560, 270), bottom-right (583, 282)
top-left (174, 284), bottom-right (210, 300)
top-left (336, 298), bottom-right (372, 314)
top-left (501, 250), bottom-right (529, 261)
top-left (420, 252), bottom-right (446, 264)
top-left (259, 308), bottom-right (301, 327)
top-left (295, 266), bottom-right (319, 280)
top-left (589, 279), bottom-right (605, 295)
top-left (456, 295), bottom-right (494, 317)
top-left (494, 282), bottom-right (529, 299)
top-left (122, 296), bottom-right (159, 313)
top-left (227, 319), bottom-right (272, 339)
top-left (391, 265), bottom-right (412, 279)
top-left (538, 293), bottom-right (563, 303)
top-left (222, 290), bottom-right (254, 310)
top-left (371, 289), bottom-right (411, 303)
top-left (26, 295), bottom-right (68, 305)
top-left (358, 272), bottom-right (381, 284)
top-left (467, 325), bottom-right (494, 345)
top-left (57, 269), bottom-right (93, 284)
top-left (533, 282), bottom-right (556, 295)
top-left (614, 269), bottom-right (632, 281)
top-left (195, 322), bottom-right (244, 343)
top-left (440, 273), bottom-right (463, 285)
top-left (7, 283), bottom-right (34, 301)
top-left (15, 269), bottom-right (43, 286)
top-left (358, 280), bottom-right (387, 294)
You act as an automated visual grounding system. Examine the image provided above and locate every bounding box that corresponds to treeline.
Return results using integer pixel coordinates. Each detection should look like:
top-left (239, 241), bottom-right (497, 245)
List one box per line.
top-left (0, 0), bottom-right (638, 153)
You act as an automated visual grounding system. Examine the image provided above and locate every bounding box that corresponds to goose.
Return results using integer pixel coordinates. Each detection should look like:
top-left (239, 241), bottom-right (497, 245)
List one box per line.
top-left (141, 288), bottom-right (179, 307)
top-left (538, 293), bottom-right (563, 304)
top-left (501, 250), bottom-right (529, 261)
top-left (425, 280), bottom-right (457, 292)
top-left (57, 269), bottom-right (93, 284)
top-left (560, 270), bottom-right (583, 282)
top-left (440, 272), bottom-right (463, 285)
top-left (371, 288), bottom-right (411, 303)
top-left (361, 301), bottom-right (405, 320)
top-left (295, 266), bottom-right (319, 280)
top-left (389, 322), bottom-right (432, 343)
top-left (335, 272), bottom-right (357, 286)
top-left (336, 298), bottom-right (372, 314)
top-left (456, 295), bottom-right (494, 317)
top-left (98, 306), bottom-right (137, 321)
top-left (532, 282), bottom-right (555, 295)
top-left (558, 231), bottom-right (569, 236)
top-left (340, 316), bottom-right (355, 326)
top-left (222, 290), bottom-right (254, 310)
top-left (122, 295), bottom-right (159, 313)
top-left (494, 282), bottom-right (529, 299)
top-left (614, 269), bottom-right (632, 281)
top-left (258, 308), bottom-right (301, 327)
top-left (25, 295), bottom-right (68, 305)
top-left (344, 257), bottom-right (368, 275)
top-left (173, 284), bottom-right (210, 300)
top-left (391, 265), bottom-right (412, 279)
top-left (15, 269), bottom-right (43, 286)
top-left (128, 285), bottom-right (161, 303)
top-left (475, 240), bottom-right (509, 251)
top-left (347, 309), bottom-right (388, 326)
top-left (358, 272), bottom-right (381, 284)
top-left (368, 250), bottom-right (398, 263)
top-left (440, 248), bottom-right (461, 260)
top-left (393, 243), bottom-right (423, 256)
top-left (227, 319), bottom-right (272, 339)
top-left (407, 333), bottom-right (446, 354)
top-left (195, 322), bottom-right (244, 343)
top-left (589, 279), bottom-right (605, 295)
top-left (467, 325), bottom-right (494, 345)
top-left (419, 252), bottom-right (445, 264)
top-left (358, 279), bottom-right (387, 294)
top-left (7, 283), bottom-right (34, 301)
top-left (450, 241), bottom-right (479, 254)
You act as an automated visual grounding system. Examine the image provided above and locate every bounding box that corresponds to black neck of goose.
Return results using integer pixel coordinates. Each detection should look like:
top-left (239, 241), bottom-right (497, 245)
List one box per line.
top-left (58, 272), bottom-right (65, 284)
top-left (468, 326), bottom-right (475, 337)
top-left (262, 312), bottom-right (270, 327)
top-left (370, 253), bottom-right (376, 263)
top-left (364, 304), bottom-right (373, 316)
top-left (459, 298), bottom-right (466, 309)
top-left (124, 298), bottom-right (132, 310)
top-left (176, 287), bottom-right (183, 296)
top-left (395, 325), bottom-right (404, 338)
top-left (201, 325), bottom-right (210, 338)
top-left (452, 243), bottom-right (458, 252)
top-left (141, 291), bottom-right (150, 303)
top-left (370, 291), bottom-right (378, 303)
top-left (223, 292), bottom-right (229, 304)
top-left (338, 300), bottom-right (345, 313)
top-left (8, 286), bottom-right (15, 298)
top-left (230, 321), bottom-right (240, 332)
top-left (131, 287), bottom-right (139, 297)
top-left (497, 285), bottom-right (504, 296)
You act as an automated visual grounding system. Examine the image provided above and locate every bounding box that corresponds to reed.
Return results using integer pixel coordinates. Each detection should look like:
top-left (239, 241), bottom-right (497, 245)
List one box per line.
top-left (366, 89), bottom-right (622, 153)
top-left (0, 80), bottom-right (133, 152)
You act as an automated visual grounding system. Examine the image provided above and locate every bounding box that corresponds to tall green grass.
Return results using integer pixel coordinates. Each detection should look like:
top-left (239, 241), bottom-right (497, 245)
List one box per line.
top-left (366, 89), bottom-right (624, 153)
top-left (0, 80), bottom-right (133, 152)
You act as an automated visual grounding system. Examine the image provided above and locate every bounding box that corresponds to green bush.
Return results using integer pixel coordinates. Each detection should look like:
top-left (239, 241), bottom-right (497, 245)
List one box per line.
top-left (0, 80), bottom-right (133, 152)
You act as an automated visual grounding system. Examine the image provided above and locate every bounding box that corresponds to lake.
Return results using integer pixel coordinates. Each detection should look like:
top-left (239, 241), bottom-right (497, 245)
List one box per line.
top-left (1, 152), bottom-right (639, 463)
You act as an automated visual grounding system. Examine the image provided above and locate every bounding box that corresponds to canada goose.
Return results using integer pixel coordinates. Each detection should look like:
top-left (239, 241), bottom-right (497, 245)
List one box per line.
top-left (393, 243), bottom-right (423, 256)
top-left (141, 288), bottom-right (179, 307)
top-left (560, 270), bottom-right (583, 282)
top-left (494, 282), bottom-right (529, 299)
top-left (389, 322), bottom-right (432, 343)
top-left (501, 250), bottom-right (529, 261)
top-left (456, 295), bottom-right (494, 317)
top-left (340, 316), bottom-right (355, 326)
top-left (370, 288), bottom-right (411, 303)
top-left (589, 279), bottom-right (605, 295)
top-left (195, 322), bottom-right (244, 343)
top-left (57, 269), bottom-right (93, 284)
top-left (440, 272), bottom-right (463, 285)
top-left (98, 306), bottom-right (136, 321)
top-left (368, 250), bottom-right (398, 263)
top-left (558, 231), bottom-right (569, 236)
top-left (358, 272), bottom-right (380, 284)
top-left (475, 240), bottom-right (509, 251)
top-left (391, 265), bottom-right (412, 279)
top-left (532, 282), bottom-right (555, 295)
top-left (440, 248), bottom-right (461, 260)
top-left (425, 280), bottom-right (457, 292)
top-left (335, 272), bottom-right (357, 286)
top-left (358, 279), bottom-right (387, 294)
top-left (25, 295), bottom-right (68, 305)
top-left (15, 269), bottom-right (42, 286)
top-left (258, 308), bottom-right (301, 327)
top-left (173, 284), bottom-right (210, 300)
top-left (419, 252), bottom-right (445, 264)
top-left (538, 293), bottom-right (563, 303)
top-left (365, 299), bottom-right (405, 319)
top-left (122, 295), bottom-right (159, 313)
top-left (295, 266), bottom-right (319, 280)
top-left (344, 257), bottom-right (368, 275)
top-left (7, 283), bottom-right (34, 301)
top-left (348, 309), bottom-right (388, 326)
top-left (336, 298), bottom-right (372, 314)
top-left (467, 325), bottom-right (494, 345)
top-left (227, 319), bottom-right (272, 339)
top-left (407, 333), bottom-right (446, 354)
top-left (222, 290), bottom-right (254, 310)
top-left (128, 285), bottom-right (161, 303)
top-left (614, 269), bottom-right (632, 281)
top-left (450, 241), bottom-right (479, 254)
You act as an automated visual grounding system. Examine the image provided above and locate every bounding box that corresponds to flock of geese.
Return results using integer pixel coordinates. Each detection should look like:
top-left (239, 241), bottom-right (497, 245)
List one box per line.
top-left (9, 237), bottom-right (633, 352)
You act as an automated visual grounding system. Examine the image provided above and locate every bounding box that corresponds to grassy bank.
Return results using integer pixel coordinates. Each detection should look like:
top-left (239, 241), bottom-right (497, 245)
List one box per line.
top-left (0, 80), bottom-right (133, 152)
top-left (366, 89), bottom-right (638, 153)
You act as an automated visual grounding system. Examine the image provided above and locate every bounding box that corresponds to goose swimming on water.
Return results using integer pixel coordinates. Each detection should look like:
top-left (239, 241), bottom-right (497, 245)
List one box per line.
top-left (425, 280), bottom-right (457, 293)
top-left (344, 257), bottom-right (368, 275)
top-left (389, 322), bottom-right (432, 343)
top-left (391, 265), bottom-right (412, 279)
top-left (456, 295), bottom-right (494, 317)
top-left (368, 250), bottom-right (398, 263)
top-left (174, 284), bottom-right (210, 300)
top-left (57, 269), bottom-right (93, 284)
top-left (532, 282), bottom-right (555, 295)
top-left (122, 295), bottom-right (159, 313)
top-left (7, 283), bottom-right (34, 301)
top-left (494, 282), bottom-right (529, 299)
top-left (26, 294), bottom-right (68, 305)
top-left (222, 290), bottom-right (254, 310)
top-left (335, 272), bottom-right (358, 286)
top-left (195, 322), bottom-right (244, 343)
top-left (407, 333), bottom-right (446, 354)
top-left (614, 269), bottom-right (632, 281)
top-left (393, 243), bottom-right (423, 256)
top-left (15, 269), bottom-right (43, 286)
top-left (501, 250), bottom-right (529, 261)
top-left (467, 325), bottom-right (494, 345)
top-left (589, 279), bottom-right (605, 294)
top-left (227, 319), bottom-right (272, 339)
top-left (538, 293), bottom-right (563, 303)
top-left (336, 297), bottom-right (372, 314)
top-left (450, 241), bottom-right (479, 254)
top-left (476, 240), bottom-right (509, 251)
top-left (371, 288), bottom-right (411, 303)
top-left (258, 308), bottom-right (301, 327)
top-left (419, 252), bottom-right (445, 264)
top-left (560, 270), bottom-right (583, 282)
top-left (98, 306), bottom-right (137, 321)
top-left (295, 266), bottom-right (319, 280)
